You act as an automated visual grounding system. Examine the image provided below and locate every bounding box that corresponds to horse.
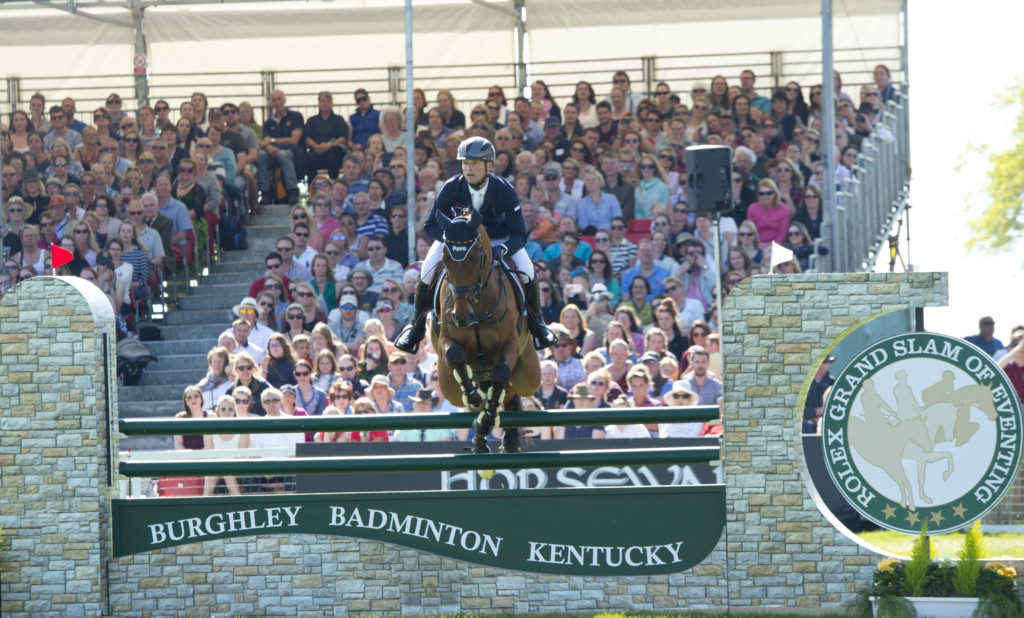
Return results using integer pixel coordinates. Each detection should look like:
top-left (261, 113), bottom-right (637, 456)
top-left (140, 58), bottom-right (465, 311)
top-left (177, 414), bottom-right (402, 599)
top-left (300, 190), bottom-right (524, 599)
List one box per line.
top-left (429, 207), bottom-right (541, 456)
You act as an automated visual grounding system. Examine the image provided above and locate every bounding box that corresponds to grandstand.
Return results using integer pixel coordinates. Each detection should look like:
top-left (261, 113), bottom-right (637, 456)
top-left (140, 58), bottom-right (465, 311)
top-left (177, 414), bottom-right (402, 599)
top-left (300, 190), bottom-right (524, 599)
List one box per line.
top-left (0, 1), bottom-right (911, 458)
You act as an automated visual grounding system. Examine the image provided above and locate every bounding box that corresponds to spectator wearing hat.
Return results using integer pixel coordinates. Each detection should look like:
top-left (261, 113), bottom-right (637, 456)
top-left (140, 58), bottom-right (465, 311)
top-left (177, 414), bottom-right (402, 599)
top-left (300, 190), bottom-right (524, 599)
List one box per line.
top-left (222, 297), bottom-right (274, 352)
top-left (348, 265), bottom-right (379, 312)
top-left (328, 293), bottom-right (366, 352)
top-left (47, 195), bottom-right (72, 240)
top-left (374, 298), bottom-right (402, 342)
top-left (392, 388), bottom-right (456, 442)
top-left (639, 351), bottom-right (668, 395)
top-left (368, 374), bottom-right (404, 415)
top-left (555, 383), bottom-right (607, 439)
top-left (356, 236), bottom-right (402, 294)
top-left (20, 169), bottom-right (49, 219)
top-left (659, 386), bottom-right (703, 437)
top-left (382, 349), bottom-right (421, 413)
top-left (540, 163), bottom-right (578, 220)
top-left (550, 325), bottom-right (587, 390)
top-left (542, 117), bottom-right (571, 163)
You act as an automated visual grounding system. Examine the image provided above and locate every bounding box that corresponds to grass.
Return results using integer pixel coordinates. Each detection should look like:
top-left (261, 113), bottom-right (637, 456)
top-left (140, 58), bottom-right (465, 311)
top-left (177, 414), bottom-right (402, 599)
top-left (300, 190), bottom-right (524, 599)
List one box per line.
top-left (859, 529), bottom-right (1024, 559)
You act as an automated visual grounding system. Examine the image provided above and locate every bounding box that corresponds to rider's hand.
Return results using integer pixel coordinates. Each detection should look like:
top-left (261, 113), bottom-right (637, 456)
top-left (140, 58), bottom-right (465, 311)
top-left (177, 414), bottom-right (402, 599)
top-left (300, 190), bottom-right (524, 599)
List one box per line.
top-left (493, 244), bottom-right (508, 262)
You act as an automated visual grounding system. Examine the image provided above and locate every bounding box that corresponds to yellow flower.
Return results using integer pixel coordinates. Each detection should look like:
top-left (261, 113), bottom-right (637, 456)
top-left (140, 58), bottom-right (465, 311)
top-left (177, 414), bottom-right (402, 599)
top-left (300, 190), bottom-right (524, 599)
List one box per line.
top-left (877, 558), bottom-right (899, 572)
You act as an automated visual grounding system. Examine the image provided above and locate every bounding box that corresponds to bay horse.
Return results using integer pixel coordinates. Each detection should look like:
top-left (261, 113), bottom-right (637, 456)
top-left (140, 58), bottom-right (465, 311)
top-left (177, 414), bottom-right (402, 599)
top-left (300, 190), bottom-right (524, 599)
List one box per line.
top-left (429, 208), bottom-right (541, 456)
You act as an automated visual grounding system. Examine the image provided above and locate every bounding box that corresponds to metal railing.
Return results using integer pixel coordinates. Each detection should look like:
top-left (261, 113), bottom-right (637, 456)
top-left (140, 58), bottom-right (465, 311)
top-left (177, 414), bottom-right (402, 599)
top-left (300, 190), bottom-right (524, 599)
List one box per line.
top-left (834, 88), bottom-right (911, 272)
top-left (1, 46), bottom-right (903, 125)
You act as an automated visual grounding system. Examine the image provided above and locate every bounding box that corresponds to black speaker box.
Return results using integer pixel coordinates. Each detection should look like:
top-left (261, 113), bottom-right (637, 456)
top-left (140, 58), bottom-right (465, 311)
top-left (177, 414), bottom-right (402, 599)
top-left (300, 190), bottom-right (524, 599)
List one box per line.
top-left (685, 145), bottom-right (734, 213)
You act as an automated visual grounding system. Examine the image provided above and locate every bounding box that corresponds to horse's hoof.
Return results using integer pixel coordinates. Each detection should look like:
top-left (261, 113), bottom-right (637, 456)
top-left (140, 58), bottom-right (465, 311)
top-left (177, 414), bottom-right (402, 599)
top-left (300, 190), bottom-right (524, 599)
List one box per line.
top-left (478, 469), bottom-right (495, 480)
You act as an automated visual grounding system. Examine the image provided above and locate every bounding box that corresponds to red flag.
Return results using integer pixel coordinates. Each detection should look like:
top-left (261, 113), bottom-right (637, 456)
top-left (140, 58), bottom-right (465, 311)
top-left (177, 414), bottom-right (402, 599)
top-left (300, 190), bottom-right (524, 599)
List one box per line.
top-left (50, 243), bottom-right (73, 270)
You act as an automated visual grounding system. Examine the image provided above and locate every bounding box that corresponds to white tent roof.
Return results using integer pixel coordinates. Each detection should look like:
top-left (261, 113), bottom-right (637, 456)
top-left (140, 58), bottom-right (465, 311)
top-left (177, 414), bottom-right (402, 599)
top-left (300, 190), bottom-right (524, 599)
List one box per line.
top-left (0, 0), bottom-right (904, 113)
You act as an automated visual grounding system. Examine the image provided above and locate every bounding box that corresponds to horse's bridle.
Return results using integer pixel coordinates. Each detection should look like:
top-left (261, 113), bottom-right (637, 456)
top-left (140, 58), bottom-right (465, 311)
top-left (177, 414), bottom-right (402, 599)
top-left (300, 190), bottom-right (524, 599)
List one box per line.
top-left (442, 238), bottom-right (507, 327)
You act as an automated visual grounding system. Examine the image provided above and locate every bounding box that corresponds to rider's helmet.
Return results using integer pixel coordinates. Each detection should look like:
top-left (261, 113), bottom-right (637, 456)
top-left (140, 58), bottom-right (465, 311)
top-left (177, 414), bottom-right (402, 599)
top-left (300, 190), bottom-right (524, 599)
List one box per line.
top-left (456, 136), bottom-right (496, 162)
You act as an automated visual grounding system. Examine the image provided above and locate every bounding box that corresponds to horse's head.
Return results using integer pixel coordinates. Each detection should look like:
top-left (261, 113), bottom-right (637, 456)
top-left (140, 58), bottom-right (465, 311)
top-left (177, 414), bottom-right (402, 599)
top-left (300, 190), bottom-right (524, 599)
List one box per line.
top-left (435, 207), bottom-right (493, 328)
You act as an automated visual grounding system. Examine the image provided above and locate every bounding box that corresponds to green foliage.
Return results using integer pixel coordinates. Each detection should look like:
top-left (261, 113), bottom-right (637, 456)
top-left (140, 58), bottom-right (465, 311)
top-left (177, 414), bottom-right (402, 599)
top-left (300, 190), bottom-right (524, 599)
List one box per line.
top-left (905, 523), bottom-right (932, 597)
top-left (954, 521), bottom-right (989, 596)
top-left (968, 79), bottom-right (1024, 252)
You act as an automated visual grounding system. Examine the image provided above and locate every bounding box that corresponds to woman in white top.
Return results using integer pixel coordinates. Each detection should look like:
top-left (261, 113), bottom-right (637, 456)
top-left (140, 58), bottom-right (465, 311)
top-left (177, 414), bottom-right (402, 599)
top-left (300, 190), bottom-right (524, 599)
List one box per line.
top-left (203, 393), bottom-right (249, 495)
top-left (604, 395), bottom-right (652, 438)
top-left (378, 106), bottom-right (406, 153)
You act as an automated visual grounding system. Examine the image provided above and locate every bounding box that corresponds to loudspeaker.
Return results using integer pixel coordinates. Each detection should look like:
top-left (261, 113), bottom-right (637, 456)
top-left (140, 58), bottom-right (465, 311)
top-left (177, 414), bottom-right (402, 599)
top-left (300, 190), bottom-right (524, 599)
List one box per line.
top-left (686, 145), bottom-right (734, 213)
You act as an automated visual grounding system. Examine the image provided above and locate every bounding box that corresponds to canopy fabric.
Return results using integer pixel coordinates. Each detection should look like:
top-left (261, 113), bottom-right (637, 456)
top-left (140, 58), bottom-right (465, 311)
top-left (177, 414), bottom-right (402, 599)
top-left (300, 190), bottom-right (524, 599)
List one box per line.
top-left (0, 0), bottom-right (903, 110)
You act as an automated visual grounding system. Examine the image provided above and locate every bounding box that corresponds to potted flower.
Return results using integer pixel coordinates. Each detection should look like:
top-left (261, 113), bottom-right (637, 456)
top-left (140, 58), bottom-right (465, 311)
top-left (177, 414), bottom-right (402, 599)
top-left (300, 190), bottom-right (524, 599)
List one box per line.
top-left (851, 522), bottom-right (1022, 617)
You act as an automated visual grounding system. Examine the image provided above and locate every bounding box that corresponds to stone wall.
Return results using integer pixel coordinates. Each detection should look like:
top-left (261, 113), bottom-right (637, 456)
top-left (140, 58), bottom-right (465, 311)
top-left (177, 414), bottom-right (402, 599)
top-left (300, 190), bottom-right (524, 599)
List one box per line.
top-left (0, 277), bottom-right (117, 616)
top-left (1, 273), bottom-right (951, 615)
top-left (721, 272), bottom-right (947, 608)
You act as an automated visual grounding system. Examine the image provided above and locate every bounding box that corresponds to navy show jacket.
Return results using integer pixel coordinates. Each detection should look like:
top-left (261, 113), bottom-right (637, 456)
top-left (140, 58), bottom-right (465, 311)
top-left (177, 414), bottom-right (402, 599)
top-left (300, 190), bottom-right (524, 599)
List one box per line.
top-left (424, 173), bottom-right (527, 256)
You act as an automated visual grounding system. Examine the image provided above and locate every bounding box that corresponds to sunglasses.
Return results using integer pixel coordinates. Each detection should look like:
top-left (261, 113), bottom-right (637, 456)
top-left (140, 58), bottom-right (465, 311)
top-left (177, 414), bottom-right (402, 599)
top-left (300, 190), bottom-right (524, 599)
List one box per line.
top-left (340, 365), bottom-right (356, 371)
top-left (217, 406), bottom-right (234, 413)
top-left (234, 398), bottom-right (251, 404)
top-left (758, 191), bottom-right (774, 196)
top-left (727, 278), bottom-right (743, 285)
top-left (639, 163), bottom-right (656, 170)
top-left (265, 283), bottom-right (282, 289)
top-left (340, 304), bottom-right (356, 310)
top-left (356, 96), bottom-right (368, 103)
top-left (664, 285), bottom-right (679, 294)
top-left (154, 106), bottom-right (169, 112)
top-left (378, 306), bottom-right (392, 313)
top-left (266, 262), bottom-right (282, 269)
top-left (179, 168), bottom-right (194, 174)
top-left (739, 231), bottom-right (754, 237)
top-left (554, 342), bottom-right (570, 348)
top-left (263, 398), bottom-right (281, 404)
top-left (293, 232), bottom-right (309, 238)
top-left (287, 313), bottom-right (303, 319)
top-left (102, 147), bottom-right (118, 152)
top-left (294, 371), bottom-right (310, 377)
top-left (55, 162), bottom-right (69, 168)
top-left (333, 393), bottom-right (351, 399)
top-left (239, 307), bottom-right (256, 315)
top-left (295, 291), bottom-right (312, 298)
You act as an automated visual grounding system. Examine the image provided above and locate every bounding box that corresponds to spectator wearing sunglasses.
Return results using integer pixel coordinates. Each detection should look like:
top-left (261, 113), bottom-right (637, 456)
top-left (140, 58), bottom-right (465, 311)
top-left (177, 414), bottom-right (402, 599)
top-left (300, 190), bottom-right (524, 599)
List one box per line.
top-left (43, 106), bottom-right (82, 153)
top-left (328, 293), bottom-right (367, 353)
top-left (227, 352), bottom-right (271, 417)
top-left (349, 88), bottom-right (380, 149)
top-left (355, 236), bottom-right (402, 294)
top-left (549, 325), bottom-right (587, 390)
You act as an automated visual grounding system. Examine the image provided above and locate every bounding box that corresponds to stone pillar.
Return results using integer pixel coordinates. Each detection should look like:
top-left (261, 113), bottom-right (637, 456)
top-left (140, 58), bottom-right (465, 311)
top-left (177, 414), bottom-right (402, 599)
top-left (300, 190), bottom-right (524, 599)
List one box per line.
top-left (720, 272), bottom-right (947, 608)
top-left (0, 277), bottom-right (117, 616)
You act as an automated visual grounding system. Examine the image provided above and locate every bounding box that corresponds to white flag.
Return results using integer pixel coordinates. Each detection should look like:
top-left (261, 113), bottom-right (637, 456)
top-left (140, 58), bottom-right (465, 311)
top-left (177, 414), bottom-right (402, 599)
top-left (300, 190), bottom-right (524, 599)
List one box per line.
top-left (770, 242), bottom-right (794, 273)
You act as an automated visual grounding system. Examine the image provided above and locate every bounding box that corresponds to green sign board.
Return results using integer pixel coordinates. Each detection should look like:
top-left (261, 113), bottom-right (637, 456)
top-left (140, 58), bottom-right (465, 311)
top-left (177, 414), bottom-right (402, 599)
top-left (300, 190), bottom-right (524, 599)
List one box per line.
top-left (821, 332), bottom-right (1024, 534)
top-left (112, 485), bottom-right (724, 575)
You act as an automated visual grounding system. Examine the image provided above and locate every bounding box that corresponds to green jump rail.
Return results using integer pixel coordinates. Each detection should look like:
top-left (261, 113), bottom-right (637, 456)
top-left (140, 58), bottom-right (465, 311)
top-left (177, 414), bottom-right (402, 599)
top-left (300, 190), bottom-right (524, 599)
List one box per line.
top-left (119, 406), bottom-right (720, 436)
top-left (118, 446), bottom-right (721, 478)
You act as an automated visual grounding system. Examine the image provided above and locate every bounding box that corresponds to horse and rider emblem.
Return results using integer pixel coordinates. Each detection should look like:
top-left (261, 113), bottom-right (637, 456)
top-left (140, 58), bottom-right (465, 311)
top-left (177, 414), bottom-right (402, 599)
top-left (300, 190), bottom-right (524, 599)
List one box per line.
top-left (820, 332), bottom-right (1023, 534)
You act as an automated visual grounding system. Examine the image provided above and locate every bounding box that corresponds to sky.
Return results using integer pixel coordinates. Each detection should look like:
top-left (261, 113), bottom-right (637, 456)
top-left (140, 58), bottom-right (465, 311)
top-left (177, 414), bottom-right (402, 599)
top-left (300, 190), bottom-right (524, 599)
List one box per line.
top-left (905, 0), bottom-right (1024, 342)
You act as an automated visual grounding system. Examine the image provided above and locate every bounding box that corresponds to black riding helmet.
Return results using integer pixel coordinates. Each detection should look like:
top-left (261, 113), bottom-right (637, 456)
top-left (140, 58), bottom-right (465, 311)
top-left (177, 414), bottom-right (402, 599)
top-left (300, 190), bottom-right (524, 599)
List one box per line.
top-left (456, 136), bottom-right (496, 161)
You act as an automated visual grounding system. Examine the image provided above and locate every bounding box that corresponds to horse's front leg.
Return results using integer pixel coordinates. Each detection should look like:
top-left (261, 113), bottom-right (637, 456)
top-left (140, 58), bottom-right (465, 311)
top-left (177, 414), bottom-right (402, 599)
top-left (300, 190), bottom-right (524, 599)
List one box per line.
top-left (489, 339), bottom-right (521, 453)
top-left (442, 340), bottom-right (486, 412)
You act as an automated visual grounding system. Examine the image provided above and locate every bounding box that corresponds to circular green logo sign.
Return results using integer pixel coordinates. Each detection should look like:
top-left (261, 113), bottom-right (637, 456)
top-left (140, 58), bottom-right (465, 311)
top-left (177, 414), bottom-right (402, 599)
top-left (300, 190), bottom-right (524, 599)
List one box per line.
top-left (820, 332), bottom-right (1023, 534)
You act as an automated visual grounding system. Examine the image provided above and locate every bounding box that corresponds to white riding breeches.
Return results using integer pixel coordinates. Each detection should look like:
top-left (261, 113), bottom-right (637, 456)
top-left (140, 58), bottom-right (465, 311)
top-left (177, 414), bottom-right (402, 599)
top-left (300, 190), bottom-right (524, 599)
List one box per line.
top-left (420, 239), bottom-right (535, 283)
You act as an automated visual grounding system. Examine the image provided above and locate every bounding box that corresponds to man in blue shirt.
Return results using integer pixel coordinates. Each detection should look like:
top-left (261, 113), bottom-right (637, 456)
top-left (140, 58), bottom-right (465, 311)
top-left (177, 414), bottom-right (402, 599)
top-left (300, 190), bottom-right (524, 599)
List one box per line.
top-left (349, 89), bottom-right (381, 148)
top-left (620, 238), bottom-right (670, 301)
top-left (60, 98), bottom-right (88, 134)
top-left (394, 137), bottom-right (557, 353)
top-left (965, 316), bottom-right (1006, 358)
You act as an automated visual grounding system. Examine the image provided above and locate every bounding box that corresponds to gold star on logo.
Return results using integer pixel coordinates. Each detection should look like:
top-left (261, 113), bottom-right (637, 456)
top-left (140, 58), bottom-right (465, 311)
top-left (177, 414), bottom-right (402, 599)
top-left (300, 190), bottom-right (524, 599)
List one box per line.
top-left (882, 504), bottom-right (897, 520)
top-left (930, 510), bottom-right (945, 526)
top-left (906, 510), bottom-right (920, 526)
top-left (951, 503), bottom-right (967, 518)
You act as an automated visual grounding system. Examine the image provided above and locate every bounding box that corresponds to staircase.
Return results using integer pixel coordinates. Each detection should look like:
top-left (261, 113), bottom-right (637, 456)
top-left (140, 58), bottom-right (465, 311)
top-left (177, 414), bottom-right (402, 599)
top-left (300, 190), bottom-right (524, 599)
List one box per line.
top-left (118, 205), bottom-right (293, 450)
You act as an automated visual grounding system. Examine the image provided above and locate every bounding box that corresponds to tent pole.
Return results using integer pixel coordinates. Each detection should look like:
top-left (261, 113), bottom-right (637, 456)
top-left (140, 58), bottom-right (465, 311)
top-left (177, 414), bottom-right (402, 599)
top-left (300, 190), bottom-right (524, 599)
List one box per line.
top-left (405, 0), bottom-right (416, 262)
top-left (821, 0), bottom-right (838, 272)
top-left (130, 0), bottom-right (149, 109)
top-left (514, 0), bottom-right (526, 94)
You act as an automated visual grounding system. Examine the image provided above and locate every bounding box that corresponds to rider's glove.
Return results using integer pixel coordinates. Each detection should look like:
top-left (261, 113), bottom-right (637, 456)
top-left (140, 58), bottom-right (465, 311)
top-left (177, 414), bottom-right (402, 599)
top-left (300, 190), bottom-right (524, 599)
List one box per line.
top-left (493, 243), bottom-right (508, 262)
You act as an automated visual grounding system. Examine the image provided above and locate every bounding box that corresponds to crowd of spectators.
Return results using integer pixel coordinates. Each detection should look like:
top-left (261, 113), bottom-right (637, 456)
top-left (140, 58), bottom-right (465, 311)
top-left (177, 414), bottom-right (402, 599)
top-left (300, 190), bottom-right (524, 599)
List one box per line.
top-left (0, 66), bottom-right (906, 492)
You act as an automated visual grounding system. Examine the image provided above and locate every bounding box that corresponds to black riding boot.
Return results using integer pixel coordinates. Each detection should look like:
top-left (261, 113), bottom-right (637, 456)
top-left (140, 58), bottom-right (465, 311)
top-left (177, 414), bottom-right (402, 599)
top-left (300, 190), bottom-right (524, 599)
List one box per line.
top-left (394, 281), bottom-right (432, 353)
top-left (525, 279), bottom-right (558, 350)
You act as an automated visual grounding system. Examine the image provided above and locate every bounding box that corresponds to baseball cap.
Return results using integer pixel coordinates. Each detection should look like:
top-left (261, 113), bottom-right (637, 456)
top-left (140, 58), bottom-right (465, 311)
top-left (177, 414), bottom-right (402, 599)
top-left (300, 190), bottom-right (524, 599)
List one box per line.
top-left (544, 116), bottom-right (561, 129)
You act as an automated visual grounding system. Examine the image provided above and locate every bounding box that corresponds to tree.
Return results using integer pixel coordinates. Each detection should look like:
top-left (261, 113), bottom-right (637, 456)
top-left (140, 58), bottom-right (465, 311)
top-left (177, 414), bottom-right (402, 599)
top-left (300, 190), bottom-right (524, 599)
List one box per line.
top-left (968, 80), bottom-right (1024, 252)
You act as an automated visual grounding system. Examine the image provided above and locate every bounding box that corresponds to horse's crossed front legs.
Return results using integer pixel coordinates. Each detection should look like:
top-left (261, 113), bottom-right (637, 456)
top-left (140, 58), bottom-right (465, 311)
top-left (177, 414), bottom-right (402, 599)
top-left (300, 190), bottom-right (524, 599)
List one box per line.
top-left (442, 340), bottom-right (521, 455)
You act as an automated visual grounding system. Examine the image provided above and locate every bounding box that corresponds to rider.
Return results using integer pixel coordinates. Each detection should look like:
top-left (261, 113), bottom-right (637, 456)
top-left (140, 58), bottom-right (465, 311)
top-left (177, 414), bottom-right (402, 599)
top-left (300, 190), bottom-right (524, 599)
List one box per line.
top-left (394, 136), bottom-right (559, 353)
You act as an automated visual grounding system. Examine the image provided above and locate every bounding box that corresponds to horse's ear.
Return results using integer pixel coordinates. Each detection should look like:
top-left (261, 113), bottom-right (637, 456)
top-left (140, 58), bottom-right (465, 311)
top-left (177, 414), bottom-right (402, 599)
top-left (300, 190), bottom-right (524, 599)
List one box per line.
top-left (467, 207), bottom-right (482, 230)
top-left (435, 210), bottom-right (453, 232)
